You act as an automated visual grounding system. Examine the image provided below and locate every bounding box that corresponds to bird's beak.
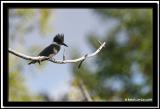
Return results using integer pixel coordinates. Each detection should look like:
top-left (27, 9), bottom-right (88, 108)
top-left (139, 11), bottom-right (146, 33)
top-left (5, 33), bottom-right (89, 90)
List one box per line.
top-left (62, 43), bottom-right (68, 47)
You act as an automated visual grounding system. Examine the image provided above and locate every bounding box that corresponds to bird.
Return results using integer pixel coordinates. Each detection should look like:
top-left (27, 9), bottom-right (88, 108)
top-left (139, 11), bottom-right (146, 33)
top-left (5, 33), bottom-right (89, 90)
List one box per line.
top-left (28, 33), bottom-right (68, 65)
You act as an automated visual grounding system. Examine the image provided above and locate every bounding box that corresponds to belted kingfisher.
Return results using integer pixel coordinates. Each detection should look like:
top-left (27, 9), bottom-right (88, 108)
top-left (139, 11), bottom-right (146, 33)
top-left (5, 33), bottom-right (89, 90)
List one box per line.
top-left (28, 34), bottom-right (68, 65)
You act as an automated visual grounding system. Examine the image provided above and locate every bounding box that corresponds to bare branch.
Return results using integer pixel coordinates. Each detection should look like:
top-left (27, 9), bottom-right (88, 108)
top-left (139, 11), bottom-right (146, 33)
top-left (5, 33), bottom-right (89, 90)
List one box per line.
top-left (78, 80), bottom-right (92, 101)
top-left (8, 42), bottom-right (106, 64)
top-left (49, 42), bottom-right (106, 64)
top-left (8, 48), bottom-right (50, 61)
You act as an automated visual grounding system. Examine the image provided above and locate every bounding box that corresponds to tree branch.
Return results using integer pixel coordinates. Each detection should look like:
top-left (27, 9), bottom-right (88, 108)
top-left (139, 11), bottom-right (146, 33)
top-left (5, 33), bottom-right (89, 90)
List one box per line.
top-left (8, 42), bottom-right (106, 64)
top-left (8, 48), bottom-right (50, 61)
top-left (78, 80), bottom-right (92, 101)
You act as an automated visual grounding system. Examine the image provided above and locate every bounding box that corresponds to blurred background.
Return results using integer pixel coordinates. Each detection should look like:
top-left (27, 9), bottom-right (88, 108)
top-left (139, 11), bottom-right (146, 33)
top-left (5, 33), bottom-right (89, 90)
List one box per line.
top-left (8, 9), bottom-right (152, 101)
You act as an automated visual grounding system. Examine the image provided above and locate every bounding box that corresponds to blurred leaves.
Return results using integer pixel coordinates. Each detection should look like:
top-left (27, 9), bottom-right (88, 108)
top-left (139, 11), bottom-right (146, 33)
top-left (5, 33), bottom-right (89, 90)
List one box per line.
top-left (9, 72), bottom-right (44, 101)
top-left (9, 72), bottom-right (29, 101)
top-left (40, 9), bottom-right (52, 34)
top-left (9, 9), bottom-right (53, 101)
top-left (9, 9), bottom-right (53, 43)
top-left (8, 8), bottom-right (153, 101)
top-left (70, 9), bottom-right (153, 101)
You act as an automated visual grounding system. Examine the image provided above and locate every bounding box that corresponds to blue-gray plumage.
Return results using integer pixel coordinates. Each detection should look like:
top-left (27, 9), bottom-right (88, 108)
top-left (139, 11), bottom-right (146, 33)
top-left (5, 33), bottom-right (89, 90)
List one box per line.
top-left (28, 34), bottom-right (68, 65)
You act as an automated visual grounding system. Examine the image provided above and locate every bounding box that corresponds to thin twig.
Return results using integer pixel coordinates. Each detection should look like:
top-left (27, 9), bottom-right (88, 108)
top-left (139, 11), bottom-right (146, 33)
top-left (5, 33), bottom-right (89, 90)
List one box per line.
top-left (78, 54), bottom-right (88, 69)
top-left (98, 40), bottom-right (102, 45)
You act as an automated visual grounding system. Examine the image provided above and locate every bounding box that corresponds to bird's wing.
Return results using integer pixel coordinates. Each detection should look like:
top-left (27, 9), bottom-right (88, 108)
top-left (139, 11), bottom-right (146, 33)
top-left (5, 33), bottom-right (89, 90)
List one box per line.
top-left (38, 45), bottom-right (54, 56)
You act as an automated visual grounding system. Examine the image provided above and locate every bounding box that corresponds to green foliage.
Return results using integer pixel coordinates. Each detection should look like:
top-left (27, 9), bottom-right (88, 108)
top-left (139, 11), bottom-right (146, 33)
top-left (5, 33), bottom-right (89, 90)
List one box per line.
top-left (72, 9), bottom-right (153, 101)
top-left (40, 9), bottom-right (52, 34)
top-left (8, 9), bottom-right (53, 101)
top-left (9, 72), bottom-right (28, 101)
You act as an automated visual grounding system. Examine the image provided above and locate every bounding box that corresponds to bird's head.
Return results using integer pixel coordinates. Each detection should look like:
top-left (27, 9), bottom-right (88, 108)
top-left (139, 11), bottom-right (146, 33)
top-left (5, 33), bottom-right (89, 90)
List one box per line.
top-left (53, 34), bottom-right (68, 47)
